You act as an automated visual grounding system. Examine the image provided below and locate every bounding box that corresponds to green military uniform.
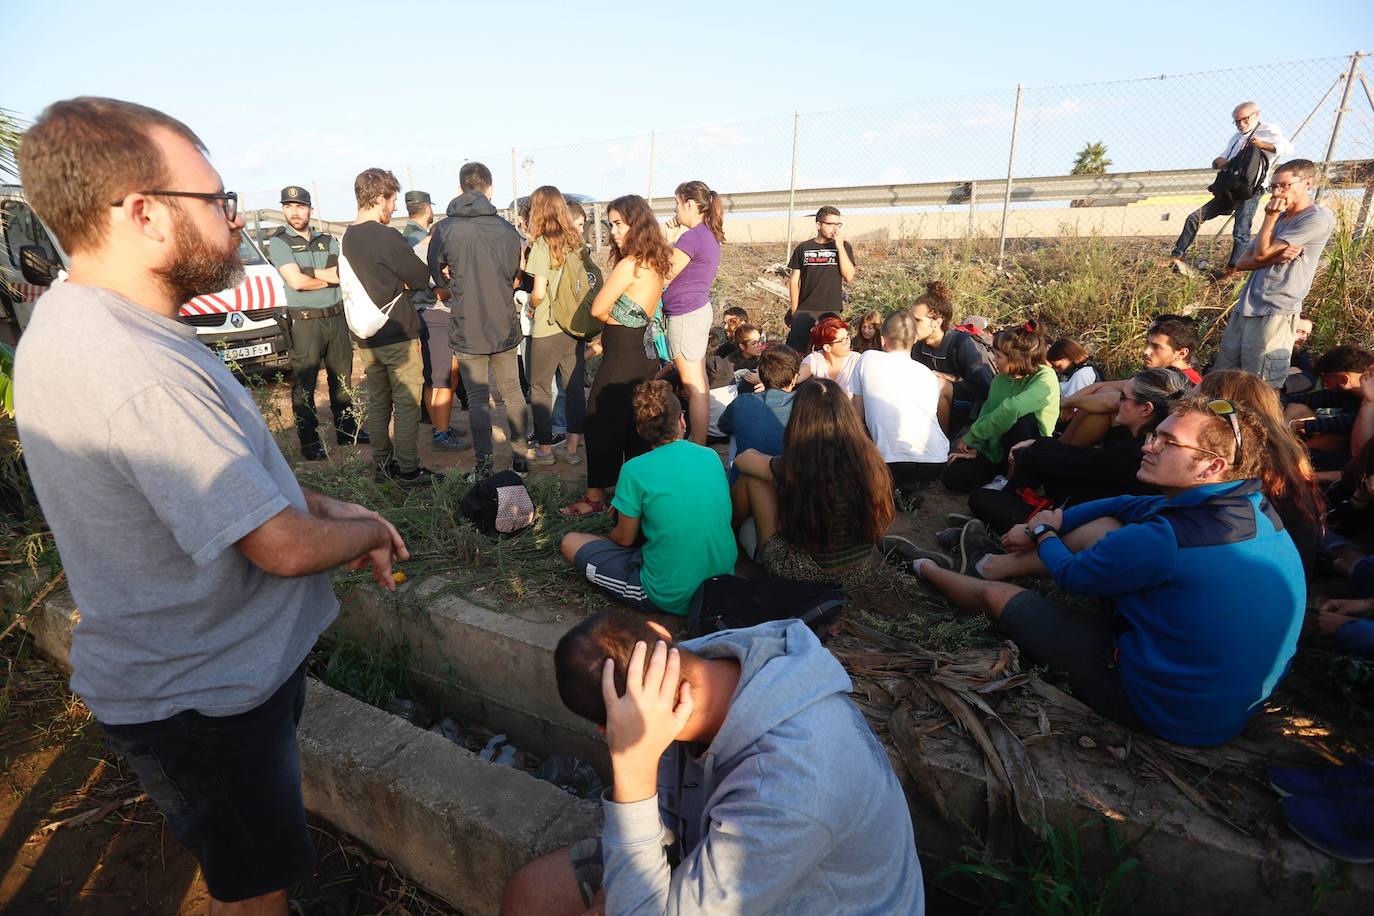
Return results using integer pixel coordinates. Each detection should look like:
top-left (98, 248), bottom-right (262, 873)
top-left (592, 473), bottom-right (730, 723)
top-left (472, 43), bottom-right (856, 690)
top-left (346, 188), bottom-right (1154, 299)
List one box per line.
top-left (402, 190), bottom-right (436, 307)
top-left (265, 185), bottom-right (362, 456)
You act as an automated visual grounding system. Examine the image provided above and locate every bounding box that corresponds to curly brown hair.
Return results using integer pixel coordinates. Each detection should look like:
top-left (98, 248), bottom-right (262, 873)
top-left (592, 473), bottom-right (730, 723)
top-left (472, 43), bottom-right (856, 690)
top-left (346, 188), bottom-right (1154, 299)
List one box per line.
top-left (607, 195), bottom-right (673, 280)
top-left (913, 280), bottom-right (953, 329)
top-left (632, 380), bottom-right (684, 446)
top-left (528, 185), bottom-right (584, 268)
top-left (775, 379), bottom-right (895, 555)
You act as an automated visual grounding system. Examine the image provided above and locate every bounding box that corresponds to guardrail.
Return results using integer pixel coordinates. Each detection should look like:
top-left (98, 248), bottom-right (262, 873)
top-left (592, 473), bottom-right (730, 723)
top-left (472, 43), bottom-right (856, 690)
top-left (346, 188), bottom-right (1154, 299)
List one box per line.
top-left (247, 157), bottom-right (1374, 256)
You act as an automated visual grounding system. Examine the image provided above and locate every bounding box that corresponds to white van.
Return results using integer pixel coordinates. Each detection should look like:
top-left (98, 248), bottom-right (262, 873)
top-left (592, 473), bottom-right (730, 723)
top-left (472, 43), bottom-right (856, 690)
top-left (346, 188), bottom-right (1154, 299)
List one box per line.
top-left (0, 184), bottom-right (289, 373)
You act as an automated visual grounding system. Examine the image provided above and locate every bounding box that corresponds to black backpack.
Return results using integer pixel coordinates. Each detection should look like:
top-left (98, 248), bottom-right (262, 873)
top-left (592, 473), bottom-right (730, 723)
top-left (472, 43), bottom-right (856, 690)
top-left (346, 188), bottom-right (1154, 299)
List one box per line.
top-left (685, 574), bottom-right (847, 639)
top-left (458, 470), bottom-right (536, 538)
top-left (1208, 131), bottom-right (1270, 208)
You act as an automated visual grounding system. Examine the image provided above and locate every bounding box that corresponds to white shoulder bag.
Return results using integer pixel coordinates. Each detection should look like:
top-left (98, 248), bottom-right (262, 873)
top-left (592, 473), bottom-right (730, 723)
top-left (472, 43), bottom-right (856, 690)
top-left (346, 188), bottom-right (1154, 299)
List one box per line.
top-left (338, 249), bottom-right (401, 339)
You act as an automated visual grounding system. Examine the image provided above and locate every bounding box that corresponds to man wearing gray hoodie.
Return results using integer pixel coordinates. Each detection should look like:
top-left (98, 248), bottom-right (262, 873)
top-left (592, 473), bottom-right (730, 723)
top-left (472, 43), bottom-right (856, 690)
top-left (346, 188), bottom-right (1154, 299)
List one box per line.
top-left (428, 161), bottom-right (532, 473)
top-left (501, 612), bottom-right (925, 915)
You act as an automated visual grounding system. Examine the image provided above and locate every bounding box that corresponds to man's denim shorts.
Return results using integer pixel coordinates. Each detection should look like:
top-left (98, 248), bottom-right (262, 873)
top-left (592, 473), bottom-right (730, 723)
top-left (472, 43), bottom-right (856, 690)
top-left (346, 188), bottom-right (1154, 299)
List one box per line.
top-left (98, 663), bottom-right (315, 902)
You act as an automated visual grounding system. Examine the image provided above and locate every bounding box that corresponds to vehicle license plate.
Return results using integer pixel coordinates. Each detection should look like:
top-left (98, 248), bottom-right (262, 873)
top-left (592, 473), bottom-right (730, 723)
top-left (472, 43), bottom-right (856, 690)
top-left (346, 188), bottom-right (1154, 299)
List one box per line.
top-left (221, 343), bottom-right (272, 361)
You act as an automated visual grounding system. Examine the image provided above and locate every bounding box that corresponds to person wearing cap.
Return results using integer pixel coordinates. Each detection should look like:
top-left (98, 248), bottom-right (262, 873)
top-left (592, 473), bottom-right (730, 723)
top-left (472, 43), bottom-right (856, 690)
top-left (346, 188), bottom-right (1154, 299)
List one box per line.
top-left (266, 184), bottom-right (366, 461)
top-left (784, 206), bottom-right (856, 353)
top-left (402, 190), bottom-right (434, 247)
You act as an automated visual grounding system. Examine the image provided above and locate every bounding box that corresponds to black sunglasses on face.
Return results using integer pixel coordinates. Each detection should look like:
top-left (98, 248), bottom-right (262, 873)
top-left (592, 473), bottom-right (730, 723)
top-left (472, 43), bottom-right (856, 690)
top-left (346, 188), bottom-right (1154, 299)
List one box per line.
top-left (111, 190), bottom-right (239, 222)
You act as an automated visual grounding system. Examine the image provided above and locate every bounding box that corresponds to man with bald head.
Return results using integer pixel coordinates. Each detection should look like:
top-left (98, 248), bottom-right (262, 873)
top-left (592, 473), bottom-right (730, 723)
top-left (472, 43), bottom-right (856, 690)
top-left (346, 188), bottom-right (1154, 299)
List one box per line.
top-left (1169, 101), bottom-right (1292, 277)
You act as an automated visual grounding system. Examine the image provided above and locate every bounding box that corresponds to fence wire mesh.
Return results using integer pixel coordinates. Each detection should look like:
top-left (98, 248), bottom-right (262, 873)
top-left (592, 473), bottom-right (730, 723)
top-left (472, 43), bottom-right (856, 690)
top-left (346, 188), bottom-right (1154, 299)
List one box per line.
top-left (236, 53), bottom-right (1373, 257)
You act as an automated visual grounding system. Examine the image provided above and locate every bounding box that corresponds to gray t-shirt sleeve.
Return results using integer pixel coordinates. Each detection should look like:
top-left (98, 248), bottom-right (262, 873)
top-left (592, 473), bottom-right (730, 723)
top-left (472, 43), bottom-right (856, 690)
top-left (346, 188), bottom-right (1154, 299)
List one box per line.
top-left (107, 384), bottom-right (291, 566)
top-left (1275, 207), bottom-right (1335, 249)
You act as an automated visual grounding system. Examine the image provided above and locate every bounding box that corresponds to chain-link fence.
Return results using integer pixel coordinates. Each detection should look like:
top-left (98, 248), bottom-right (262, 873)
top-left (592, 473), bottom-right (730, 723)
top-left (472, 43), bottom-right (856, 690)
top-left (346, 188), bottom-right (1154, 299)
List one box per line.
top-left (240, 52), bottom-right (1374, 260)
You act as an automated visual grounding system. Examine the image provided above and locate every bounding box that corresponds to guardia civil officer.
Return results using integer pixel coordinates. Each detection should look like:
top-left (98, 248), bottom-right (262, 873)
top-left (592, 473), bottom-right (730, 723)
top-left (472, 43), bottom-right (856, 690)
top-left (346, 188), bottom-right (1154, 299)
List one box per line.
top-left (266, 185), bottom-right (366, 460)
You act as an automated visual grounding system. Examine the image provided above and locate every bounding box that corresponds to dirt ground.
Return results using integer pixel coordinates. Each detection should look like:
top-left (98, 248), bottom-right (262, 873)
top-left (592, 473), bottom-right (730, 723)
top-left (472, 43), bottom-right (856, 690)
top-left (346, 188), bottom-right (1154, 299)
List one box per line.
top-left (0, 637), bottom-right (462, 915)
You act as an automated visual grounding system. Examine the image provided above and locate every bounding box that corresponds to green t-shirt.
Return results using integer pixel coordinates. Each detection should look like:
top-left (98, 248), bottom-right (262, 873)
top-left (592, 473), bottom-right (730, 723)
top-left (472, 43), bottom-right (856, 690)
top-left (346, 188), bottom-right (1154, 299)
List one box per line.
top-left (524, 237), bottom-right (565, 338)
top-left (612, 439), bottom-right (737, 615)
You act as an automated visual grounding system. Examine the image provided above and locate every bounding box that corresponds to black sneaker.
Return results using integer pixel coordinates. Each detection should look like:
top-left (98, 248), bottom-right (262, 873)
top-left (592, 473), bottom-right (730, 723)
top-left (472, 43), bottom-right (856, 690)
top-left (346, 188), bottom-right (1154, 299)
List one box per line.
top-left (336, 428), bottom-right (370, 445)
top-left (959, 520), bottom-right (1001, 577)
top-left (301, 443), bottom-right (327, 461)
top-left (549, 432), bottom-right (568, 448)
top-left (512, 456), bottom-right (531, 477)
top-left (396, 466), bottom-right (445, 490)
top-left (936, 526), bottom-right (963, 553)
top-left (372, 459), bottom-right (400, 484)
top-left (880, 535), bottom-right (954, 570)
top-left (395, 469), bottom-right (442, 491)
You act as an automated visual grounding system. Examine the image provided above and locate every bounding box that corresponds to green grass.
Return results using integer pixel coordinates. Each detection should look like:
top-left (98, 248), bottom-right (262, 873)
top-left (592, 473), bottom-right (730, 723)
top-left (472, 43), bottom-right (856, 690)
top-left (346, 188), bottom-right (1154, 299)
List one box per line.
top-left (937, 816), bottom-right (1159, 915)
top-left (294, 459), bottom-right (611, 613)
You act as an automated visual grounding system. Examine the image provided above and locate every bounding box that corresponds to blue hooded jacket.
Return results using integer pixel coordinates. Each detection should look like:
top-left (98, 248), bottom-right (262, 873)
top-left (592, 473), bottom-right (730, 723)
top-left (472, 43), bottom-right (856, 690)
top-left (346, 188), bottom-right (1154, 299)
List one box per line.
top-left (1038, 480), bottom-right (1305, 746)
top-left (599, 620), bottom-right (925, 915)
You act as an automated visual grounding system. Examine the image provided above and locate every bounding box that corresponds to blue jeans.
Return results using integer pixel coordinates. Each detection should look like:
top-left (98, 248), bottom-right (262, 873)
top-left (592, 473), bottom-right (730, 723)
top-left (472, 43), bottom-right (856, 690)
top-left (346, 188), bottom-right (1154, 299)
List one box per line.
top-left (1171, 193), bottom-right (1259, 267)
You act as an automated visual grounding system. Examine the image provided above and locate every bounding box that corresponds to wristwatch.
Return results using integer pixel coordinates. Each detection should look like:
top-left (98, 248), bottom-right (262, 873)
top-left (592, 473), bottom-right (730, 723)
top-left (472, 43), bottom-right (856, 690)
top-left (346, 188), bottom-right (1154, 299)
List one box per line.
top-left (1030, 522), bottom-right (1059, 542)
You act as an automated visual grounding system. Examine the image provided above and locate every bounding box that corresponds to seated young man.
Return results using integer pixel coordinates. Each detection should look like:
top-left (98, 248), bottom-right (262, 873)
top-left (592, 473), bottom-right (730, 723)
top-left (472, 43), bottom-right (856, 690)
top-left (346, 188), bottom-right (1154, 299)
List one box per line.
top-left (560, 381), bottom-right (737, 617)
top-left (501, 611), bottom-right (926, 915)
top-left (851, 310), bottom-right (950, 497)
top-left (915, 397), bottom-right (1304, 747)
top-left (1283, 344), bottom-right (1374, 472)
top-left (715, 305), bottom-right (751, 357)
top-left (1059, 315), bottom-right (1202, 447)
top-left (718, 344), bottom-right (799, 485)
top-left (910, 282), bottom-right (996, 433)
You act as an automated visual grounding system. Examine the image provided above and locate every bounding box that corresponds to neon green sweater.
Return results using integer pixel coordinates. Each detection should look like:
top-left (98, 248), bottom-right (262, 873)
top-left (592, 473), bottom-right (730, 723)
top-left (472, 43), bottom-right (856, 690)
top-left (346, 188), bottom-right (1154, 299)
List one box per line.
top-left (965, 364), bottom-right (1060, 463)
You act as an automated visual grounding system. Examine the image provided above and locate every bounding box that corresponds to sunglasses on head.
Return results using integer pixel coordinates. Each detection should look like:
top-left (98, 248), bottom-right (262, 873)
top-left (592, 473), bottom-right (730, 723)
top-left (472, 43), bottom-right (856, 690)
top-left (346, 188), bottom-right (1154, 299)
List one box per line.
top-left (1205, 398), bottom-right (1242, 459)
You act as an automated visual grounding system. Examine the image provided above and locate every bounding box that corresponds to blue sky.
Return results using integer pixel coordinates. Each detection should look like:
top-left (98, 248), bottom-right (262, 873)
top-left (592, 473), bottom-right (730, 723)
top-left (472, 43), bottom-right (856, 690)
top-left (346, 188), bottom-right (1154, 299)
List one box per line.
top-left (7, 1), bottom-right (1372, 218)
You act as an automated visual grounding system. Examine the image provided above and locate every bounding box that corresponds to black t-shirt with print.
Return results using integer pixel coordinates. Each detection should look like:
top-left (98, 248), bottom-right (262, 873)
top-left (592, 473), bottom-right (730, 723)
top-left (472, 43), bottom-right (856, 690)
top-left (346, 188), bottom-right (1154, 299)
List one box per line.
top-left (787, 239), bottom-right (855, 314)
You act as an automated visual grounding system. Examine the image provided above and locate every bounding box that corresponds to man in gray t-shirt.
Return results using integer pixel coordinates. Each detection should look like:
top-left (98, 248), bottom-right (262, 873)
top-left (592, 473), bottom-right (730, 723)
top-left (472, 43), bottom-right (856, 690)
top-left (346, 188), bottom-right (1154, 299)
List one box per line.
top-left (14, 97), bottom-right (407, 910)
top-left (1215, 159), bottom-right (1335, 387)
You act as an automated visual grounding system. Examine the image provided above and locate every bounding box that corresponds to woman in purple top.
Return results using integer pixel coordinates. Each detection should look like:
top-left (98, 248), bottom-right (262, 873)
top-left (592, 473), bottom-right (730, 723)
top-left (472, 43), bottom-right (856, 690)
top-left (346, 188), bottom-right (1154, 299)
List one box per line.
top-left (662, 180), bottom-right (724, 444)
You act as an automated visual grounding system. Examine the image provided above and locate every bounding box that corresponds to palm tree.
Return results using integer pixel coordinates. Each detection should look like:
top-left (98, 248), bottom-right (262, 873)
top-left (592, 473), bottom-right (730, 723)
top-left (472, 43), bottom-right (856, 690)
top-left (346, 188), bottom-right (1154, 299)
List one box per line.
top-left (1070, 141), bottom-right (1112, 208)
top-left (1071, 142), bottom-right (1112, 175)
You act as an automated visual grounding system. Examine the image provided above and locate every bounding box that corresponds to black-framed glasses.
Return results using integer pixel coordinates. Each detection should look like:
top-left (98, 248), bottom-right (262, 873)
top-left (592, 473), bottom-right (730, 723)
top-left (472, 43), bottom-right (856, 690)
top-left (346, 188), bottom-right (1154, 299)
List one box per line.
top-left (110, 190), bottom-right (239, 222)
top-left (821, 221), bottom-right (843, 228)
top-left (741, 336), bottom-right (764, 347)
top-left (1205, 398), bottom-right (1242, 459)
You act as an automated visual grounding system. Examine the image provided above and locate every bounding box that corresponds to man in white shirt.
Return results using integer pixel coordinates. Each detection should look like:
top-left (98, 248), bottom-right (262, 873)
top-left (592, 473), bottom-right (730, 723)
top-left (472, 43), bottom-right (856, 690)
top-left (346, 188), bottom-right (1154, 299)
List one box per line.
top-left (1169, 101), bottom-right (1292, 276)
top-left (851, 310), bottom-right (950, 498)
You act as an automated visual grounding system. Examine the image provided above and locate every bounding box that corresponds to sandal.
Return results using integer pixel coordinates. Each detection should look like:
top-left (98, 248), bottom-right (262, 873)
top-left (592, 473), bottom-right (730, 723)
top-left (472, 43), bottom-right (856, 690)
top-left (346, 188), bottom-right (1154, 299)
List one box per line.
top-left (558, 497), bottom-right (606, 518)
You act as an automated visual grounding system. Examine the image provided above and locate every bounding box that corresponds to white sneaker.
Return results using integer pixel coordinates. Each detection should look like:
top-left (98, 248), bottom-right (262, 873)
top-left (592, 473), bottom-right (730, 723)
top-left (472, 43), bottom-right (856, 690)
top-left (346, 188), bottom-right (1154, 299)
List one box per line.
top-left (982, 475), bottom-right (1009, 491)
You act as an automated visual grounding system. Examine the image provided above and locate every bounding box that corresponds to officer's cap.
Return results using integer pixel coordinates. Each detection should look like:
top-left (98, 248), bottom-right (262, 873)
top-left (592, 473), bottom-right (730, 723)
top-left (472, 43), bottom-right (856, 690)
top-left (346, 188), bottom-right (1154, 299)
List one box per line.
top-left (280, 186), bottom-right (312, 206)
top-left (404, 191), bottom-right (432, 207)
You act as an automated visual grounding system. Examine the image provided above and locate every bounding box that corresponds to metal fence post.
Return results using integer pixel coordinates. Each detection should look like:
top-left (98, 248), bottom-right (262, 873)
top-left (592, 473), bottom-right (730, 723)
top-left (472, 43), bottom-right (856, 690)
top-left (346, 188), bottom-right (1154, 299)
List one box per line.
top-left (647, 131), bottom-right (656, 207)
top-left (311, 181), bottom-right (321, 231)
top-left (406, 166), bottom-right (414, 193)
top-left (510, 148), bottom-right (518, 211)
top-left (593, 202), bottom-right (604, 253)
top-left (785, 111), bottom-right (800, 263)
top-left (1316, 51), bottom-right (1364, 203)
top-left (996, 85), bottom-right (1024, 271)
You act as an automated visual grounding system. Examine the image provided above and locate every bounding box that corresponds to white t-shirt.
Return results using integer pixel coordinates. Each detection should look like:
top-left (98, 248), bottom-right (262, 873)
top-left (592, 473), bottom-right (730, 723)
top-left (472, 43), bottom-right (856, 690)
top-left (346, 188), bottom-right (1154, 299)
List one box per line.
top-left (850, 350), bottom-right (950, 464)
top-left (1060, 364), bottom-right (1099, 398)
top-left (1220, 121), bottom-right (1292, 169)
top-left (802, 350), bottom-right (860, 394)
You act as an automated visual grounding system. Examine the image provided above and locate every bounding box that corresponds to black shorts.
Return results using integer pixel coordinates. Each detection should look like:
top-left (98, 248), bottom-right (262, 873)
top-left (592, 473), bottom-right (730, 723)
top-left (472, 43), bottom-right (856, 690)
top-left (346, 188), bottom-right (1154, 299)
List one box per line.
top-left (99, 664), bottom-right (315, 902)
top-left (998, 591), bottom-right (1146, 732)
top-left (417, 307), bottom-right (454, 388)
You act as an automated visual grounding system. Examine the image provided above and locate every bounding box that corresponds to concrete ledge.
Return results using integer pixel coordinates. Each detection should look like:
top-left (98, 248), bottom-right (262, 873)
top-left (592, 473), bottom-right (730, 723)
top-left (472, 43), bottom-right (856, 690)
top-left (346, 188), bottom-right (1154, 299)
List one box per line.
top-left (334, 578), bottom-right (611, 775)
top-left (17, 576), bottom-right (1374, 913)
top-left (299, 680), bottom-right (601, 915)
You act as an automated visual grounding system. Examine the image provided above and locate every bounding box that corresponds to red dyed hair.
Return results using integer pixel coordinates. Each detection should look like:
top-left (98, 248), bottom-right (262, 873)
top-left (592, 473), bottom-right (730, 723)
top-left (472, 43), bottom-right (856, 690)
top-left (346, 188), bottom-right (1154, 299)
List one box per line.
top-left (809, 316), bottom-right (850, 352)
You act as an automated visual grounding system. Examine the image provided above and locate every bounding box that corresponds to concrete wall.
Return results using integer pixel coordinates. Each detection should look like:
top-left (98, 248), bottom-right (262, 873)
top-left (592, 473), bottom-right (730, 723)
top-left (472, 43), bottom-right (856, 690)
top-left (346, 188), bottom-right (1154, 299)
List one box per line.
top-left (14, 575), bottom-right (1374, 914)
